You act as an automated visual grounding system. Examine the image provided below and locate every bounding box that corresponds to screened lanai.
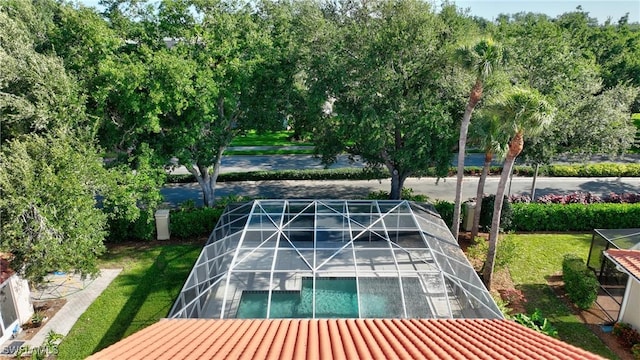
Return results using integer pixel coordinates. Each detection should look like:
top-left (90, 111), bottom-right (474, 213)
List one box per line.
top-left (169, 200), bottom-right (502, 320)
top-left (587, 228), bottom-right (640, 322)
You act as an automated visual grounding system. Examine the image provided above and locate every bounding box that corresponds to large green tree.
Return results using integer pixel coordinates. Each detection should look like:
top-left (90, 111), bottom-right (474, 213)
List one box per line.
top-left (97, 0), bottom-right (294, 207)
top-left (0, 6), bottom-right (85, 141)
top-left (305, 0), bottom-right (465, 199)
top-left (0, 132), bottom-right (107, 285)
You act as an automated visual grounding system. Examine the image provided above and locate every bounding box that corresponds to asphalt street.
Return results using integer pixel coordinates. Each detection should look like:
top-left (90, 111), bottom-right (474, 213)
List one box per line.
top-left (161, 152), bottom-right (640, 206)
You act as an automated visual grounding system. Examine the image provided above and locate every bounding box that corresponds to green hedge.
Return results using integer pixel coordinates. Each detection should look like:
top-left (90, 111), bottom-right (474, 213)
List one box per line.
top-left (166, 162), bottom-right (640, 184)
top-left (562, 254), bottom-right (598, 310)
top-left (510, 203), bottom-right (640, 231)
top-left (170, 207), bottom-right (224, 239)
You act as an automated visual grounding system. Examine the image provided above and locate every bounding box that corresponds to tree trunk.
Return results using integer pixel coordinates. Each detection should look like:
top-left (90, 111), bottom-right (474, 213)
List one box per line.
top-left (471, 151), bottom-right (492, 240)
top-left (452, 79), bottom-right (483, 240)
top-left (186, 148), bottom-right (225, 208)
top-left (389, 169), bottom-right (405, 200)
top-left (531, 163), bottom-right (540, 200)
top-left (483, 132), bottom-right (523, 289)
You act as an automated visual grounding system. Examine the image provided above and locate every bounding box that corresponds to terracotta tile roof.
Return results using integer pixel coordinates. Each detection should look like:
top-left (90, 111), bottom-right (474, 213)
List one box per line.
top-left (605, 249), bottom-right (640, 281)
top-left (0, 258), bottom-right (15, 285)
top-left (88, 318), bottom-right (604, 360)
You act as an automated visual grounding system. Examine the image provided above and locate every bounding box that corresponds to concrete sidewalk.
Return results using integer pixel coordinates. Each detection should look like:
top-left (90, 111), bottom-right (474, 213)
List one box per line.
top-left (21, 269), bottom-right (121, 348)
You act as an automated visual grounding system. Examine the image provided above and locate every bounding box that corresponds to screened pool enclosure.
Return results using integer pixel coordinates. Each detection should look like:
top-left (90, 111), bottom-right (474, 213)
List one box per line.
top-left (169, 200), bottom-right (502, 320)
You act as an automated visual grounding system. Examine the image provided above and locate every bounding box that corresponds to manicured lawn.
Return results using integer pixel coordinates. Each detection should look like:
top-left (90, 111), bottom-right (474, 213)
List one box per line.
top-left (58, 234), bottom-right (620, 359)
top-left (229, 130), bottom-right (313, 147)
top-left (56, 244), bottom-right (201, 360)
top-left (504, 233), bottom-right (619, 359)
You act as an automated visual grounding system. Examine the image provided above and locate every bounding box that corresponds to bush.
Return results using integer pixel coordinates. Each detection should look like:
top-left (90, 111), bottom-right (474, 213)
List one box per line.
top-left (510, 192), bottom-right (640, 204)
top-left (366, 187), bottom-right (429, 202)
top-left (562, 254), bottom-right (598, 310)
top-left (511, 309), bottom-right (558, 337)
top-left (479, 195), bottom-right (513, 231)
top-left (170, 207), bottom-right (224, 239)
top-left (106, 212), bottom-right (155, 242)
top-left (613, 322), bottom-right (640, 349)
top-left (632, 343), bottom-right (640, 359)
top-left (510, 203), bottom-right (640, 231)
top-left (434, 201), bottom-right (454, 229)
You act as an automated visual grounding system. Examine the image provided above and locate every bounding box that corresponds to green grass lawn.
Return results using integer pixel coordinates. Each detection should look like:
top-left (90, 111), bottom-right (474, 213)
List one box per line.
top-left (229, 130), bottom-right (313, 147)
top-left (56, 244), bottom-right (201, 360)
top-left (504, 233), bottom-right (619, 359)
top-left (59, 234), bottom-right (621, 359)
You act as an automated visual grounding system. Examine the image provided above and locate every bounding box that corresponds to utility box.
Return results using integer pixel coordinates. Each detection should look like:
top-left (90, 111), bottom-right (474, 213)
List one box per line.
top-left (155, 209), bottom-right (171, 240)
top-left (462, 202), bottom-right (476, 232)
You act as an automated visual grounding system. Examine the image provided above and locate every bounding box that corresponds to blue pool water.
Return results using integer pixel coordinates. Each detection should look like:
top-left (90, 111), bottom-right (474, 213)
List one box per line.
top-left (236, 278), bottom-right (360, 318)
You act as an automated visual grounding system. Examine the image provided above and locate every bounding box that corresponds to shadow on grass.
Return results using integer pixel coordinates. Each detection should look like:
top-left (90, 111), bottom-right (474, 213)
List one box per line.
top-left (92, 246), bottom-right (197, 354)
top-left (517, 283), bottom-right (618, 359)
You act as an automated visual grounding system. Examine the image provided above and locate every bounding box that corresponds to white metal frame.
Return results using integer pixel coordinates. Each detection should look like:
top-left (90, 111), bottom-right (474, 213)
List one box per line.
top-left (169, 200), bottom-right (503, 320)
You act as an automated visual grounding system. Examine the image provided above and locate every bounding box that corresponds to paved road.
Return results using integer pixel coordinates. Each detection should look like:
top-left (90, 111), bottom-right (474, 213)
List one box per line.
top-left (161, 176), bottom-right (640, 207)
top-left (170, 153), bottom-right (640, 175)
top-left (163, 152), bottom-right (640, 206)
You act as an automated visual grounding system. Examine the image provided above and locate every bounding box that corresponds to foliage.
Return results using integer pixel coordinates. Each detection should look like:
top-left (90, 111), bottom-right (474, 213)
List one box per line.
top-left (512, 309), bottom-right (558, 337)
top-left (633, 343), bottom-right (640, 360)
top-left (434, 201), bottom-right (454, 229)
top-left (0, 1), bottom-right (86, 142)
top-left (510, 203), bottom-right (640, 231)
top-left (466, 236), bottom-right (517, 270)
top-left (103, 145), bottom-right (166, 242)
top-left (562, 254), bottom-right (598, 310)
top-left (505, 233), bottom-right (617, 358)
top-left (305, 0), bottom-right (462, 199)
top-left (613, 322), bottom-right (640, 349)
top-left (511, 192), bottom-right (640, 204)
top-left (170, 207), bottom-right (225, 239)
top-left (479, 195), bottom-right (513, 231)
top-left (16, 330), bottom-right (63, 360)
top-left (366, 188), bottom-right (430, 202)
top-left (0, 132), bottom-right (107, 285)
top-left (57, 244), bottom-right (201, 359)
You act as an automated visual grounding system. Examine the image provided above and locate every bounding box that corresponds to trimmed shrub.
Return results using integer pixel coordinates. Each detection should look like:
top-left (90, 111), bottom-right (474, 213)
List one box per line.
top-left (170, 207), bottom-right (224, 239)
top-left (510, 203), bottom-right (640, 231)
top-left (106, 212), bottom-right (155, 242)
top-left (479, 195), bottom-right (513, 231)
top-left (562, 254), bottom-right (598, 310)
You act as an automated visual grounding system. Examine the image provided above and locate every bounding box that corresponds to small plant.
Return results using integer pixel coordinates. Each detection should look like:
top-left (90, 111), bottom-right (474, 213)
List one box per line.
top-left (632, 343), bottom-right (640, 359)
top-left (613, 322), bottom-right (640, 348)
top-left (512, 309), bottom-right (558, 337)
top-left (31, 310), bottom-right (45, 326)
top-left (15, 330), bottom-right (62, 360)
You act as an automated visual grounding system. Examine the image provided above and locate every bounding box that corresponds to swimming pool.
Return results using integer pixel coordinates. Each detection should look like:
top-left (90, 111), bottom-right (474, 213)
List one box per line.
top-left (236, 277), bottom-right (360, 318)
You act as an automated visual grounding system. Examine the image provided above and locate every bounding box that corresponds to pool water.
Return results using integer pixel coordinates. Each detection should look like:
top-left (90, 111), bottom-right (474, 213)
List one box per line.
top-left (236, 278), bottom-right (360, 318)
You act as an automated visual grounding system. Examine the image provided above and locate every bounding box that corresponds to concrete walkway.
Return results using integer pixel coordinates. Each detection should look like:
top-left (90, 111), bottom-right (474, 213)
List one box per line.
top-left (24, 269), bottom-right (121, 347)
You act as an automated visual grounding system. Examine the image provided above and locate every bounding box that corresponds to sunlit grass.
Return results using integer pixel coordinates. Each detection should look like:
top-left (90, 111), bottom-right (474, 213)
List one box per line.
top-left (505, 233), bottom-right (618, 359)
top-left (57, 244), bottom-right (200, 360)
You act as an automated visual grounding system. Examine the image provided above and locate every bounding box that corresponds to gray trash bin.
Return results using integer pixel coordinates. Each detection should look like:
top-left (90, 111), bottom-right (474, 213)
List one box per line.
top-left (463, 202), bottom-right (476, 232)
top-left (155, 209), bottom-right (171, 240)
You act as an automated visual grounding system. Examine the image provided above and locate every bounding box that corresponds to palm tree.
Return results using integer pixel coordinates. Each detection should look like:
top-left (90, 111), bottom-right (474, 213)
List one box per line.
top-left (468, 113), bottom-right (508, 241)
top-left (452, 38), bottom-right (503, 240)
top-left (483, 87), bottom-right (555, 289)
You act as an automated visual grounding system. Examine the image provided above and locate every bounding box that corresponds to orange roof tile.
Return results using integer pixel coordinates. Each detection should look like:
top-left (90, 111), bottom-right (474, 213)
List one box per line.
top-left (88, 318), bottom-right (605, 360)
top-left (605, 249), bottom-right (640, 280)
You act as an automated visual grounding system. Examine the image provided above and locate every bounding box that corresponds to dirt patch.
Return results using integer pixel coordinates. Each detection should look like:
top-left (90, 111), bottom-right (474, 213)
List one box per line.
top-left (15, 299), bottom-right (67, 341)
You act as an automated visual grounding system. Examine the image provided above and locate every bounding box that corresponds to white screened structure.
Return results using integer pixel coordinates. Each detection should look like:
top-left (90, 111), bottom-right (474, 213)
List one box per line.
top-left (169, 200), bottom-right (502, 320)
